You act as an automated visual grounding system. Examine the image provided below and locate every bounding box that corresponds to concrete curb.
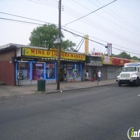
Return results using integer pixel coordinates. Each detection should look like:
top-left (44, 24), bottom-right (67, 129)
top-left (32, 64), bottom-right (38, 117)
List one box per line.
top-left (46, 83), bottom-right (117, 94)
top-left (0, 83), bottom-right (117, 100)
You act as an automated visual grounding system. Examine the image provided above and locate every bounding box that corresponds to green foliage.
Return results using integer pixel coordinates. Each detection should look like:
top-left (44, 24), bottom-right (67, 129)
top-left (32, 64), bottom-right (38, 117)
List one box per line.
top-left (61, 40), bottom-right (76, 51)
top-left (29, 24), bottom-right (76, 50)
top-left (117, 52), bottom-right (131, 59)
top-left (131, 56), bottom-right (139, 60)
top-left (112, 51), bottom-right (139, 60)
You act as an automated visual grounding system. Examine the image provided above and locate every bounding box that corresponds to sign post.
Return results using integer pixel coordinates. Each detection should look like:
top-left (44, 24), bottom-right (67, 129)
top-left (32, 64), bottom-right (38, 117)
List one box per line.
top-left (107, 43), bottom-right (112, 56)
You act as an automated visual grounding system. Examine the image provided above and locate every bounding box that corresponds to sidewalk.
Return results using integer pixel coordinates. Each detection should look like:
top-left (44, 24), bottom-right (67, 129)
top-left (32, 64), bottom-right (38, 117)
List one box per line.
top-left (0, 79), bottom-right (117, 98)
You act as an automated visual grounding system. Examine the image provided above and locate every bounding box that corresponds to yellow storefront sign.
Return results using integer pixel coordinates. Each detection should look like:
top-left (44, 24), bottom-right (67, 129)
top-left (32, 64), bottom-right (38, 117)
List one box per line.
top-left (102, 56), bottom-right (112, 64)
top-left (84, 35), bottom-right (89, 55)
top-left (21, 47), bottom-right (85, 61)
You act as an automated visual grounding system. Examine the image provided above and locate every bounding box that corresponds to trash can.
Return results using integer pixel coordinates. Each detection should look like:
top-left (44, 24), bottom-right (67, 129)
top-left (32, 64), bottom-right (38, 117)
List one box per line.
top-left (37, 79), bottom-right (46, 91)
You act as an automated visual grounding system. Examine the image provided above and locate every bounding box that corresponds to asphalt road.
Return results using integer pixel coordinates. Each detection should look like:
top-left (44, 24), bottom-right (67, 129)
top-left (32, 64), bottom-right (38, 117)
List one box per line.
top-left (0, 84), bottom-right (140, 140)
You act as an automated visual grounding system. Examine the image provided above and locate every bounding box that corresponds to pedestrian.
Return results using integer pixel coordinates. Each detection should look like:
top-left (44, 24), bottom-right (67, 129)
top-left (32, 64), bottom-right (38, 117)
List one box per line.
top-left (97, 70), bottom-right (101, 82)
top-left (85, 71), bottom-right (89, 80)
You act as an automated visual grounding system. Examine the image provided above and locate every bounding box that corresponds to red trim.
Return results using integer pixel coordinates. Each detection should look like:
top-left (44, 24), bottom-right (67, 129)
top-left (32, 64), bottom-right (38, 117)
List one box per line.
top-left (112, 57), bottom-right (130, 66)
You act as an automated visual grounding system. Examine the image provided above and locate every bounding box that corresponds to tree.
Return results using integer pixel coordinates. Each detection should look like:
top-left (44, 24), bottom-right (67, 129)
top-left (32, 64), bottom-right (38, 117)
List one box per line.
top-left (61, 40), bottom-right (76, 51)
top-left (112, 52), bottom-right (139, 60)
top-left (29, 24), bottom-right (76, 50)
top-left (111, 54), bottom-right (116, 57)
top-left (112, 52), bottom-right (131, 59)
top-left (117, 52), bottom-right (131, 59)
top-left (131, 56), bottom-right (139, 60)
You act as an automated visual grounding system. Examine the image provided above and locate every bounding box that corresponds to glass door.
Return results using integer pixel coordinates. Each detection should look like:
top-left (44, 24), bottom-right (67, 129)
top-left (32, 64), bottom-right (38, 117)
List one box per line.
top-left (17, 62), bottom-right (30, 80)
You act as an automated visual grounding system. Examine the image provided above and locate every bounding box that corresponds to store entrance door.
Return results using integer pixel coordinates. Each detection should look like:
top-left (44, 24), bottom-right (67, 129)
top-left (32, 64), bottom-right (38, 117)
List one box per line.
top-left (16, 61), bottom-right (30, 85)
top-left (60, 65), bottom-right (67, 82)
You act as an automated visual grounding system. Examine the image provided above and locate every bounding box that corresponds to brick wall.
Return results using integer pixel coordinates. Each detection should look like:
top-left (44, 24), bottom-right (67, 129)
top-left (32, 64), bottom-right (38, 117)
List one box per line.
top-left (0, 50), bottom-right (15, 85)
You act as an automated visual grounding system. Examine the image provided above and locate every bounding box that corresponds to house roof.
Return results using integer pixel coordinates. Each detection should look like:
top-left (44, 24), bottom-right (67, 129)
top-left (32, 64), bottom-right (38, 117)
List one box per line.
top-left (0, 43), bottom-right (85, 54)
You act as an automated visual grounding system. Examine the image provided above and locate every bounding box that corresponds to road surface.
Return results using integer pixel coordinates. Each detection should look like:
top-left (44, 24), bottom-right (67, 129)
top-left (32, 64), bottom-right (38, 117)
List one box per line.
top-left (0, 85), bottom-right (140, 140)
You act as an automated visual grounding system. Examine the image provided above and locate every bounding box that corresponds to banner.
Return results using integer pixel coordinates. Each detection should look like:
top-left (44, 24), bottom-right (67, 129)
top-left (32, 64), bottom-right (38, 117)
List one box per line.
top-left (112, 57), bottom-right (130, 66)
top-left (21, 47), bottom-right (85, 61)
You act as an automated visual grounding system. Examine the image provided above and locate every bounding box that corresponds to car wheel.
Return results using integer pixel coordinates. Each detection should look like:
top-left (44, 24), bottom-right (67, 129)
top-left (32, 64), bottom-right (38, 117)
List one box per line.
top-left (135, 79), bottom-right (139, 87)
top-left (118, 82), bottom-right (121, 87)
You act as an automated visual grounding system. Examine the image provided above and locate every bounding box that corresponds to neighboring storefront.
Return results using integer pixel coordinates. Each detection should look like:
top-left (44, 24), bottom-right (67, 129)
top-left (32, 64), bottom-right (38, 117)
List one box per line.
top-left (0, 44), bottom-right (138, 86)
top-left (84, 55), bottom-right (103, 80)
top-left (84, 55), bottom-right (137, 81)
top-left (0, 44), bottom-right (16, 85)
top-left (0, 44), bottom-right (85, 85)
top-left (102, 56), bottom-right (132, 80)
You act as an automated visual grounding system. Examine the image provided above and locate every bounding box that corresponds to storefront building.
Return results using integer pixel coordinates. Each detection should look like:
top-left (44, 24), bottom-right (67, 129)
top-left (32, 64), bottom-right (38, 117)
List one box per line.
top-left (84, 55), bottom-right (103, 80)
top-left (84, 54), bottom-right (137, 81)
top-left (0, 44), bottom-right (137, 85)
top-left (0, 44), bottom-right (85, 85)
top-left (102, 56), bottom-right (135, 80)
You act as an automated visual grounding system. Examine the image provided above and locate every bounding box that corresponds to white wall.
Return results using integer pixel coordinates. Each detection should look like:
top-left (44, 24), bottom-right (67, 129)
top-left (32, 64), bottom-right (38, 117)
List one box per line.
top-left (16, 48), bottom-right (21, 57)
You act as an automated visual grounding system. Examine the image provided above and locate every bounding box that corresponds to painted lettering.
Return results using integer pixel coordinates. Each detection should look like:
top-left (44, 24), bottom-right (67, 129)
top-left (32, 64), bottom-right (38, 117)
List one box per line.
top-left (61, 52), bottom-right (64, 57)
top-left (42, 50), bottom-right (45, 55)
top-left (31, 49), bottom-right (35, 54)
top-left (46, 51), bottom-right (50, 55)
top-left (38, 50), bottom-right (41, 54)
top-left (52, 51), bottom-right (58, 57)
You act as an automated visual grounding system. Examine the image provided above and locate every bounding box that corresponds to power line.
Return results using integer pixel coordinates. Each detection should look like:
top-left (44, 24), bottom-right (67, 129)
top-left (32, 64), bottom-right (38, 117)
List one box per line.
top-left (62, 28), bottom-right (106, 46)
top-left (63, 5), bottom-right (82, 18)
top-left (75, 38), bottom-right (84, 51)
top-left (30, 0), bottom-right (58, 6)
top-left (28, 0), bottom-right (140, 47)
top-left (0, 14), bottom-right (140, 56)
top-left (0, 17), bottom-right (44, 25)
top-left (64, 0), bottom-right (116, 26)
top-left (75, 20), bottom-right (139, 47)
top-left (64, 27), bottom-right (140, 54)
top-left (62, 28), bottom-right (140, 56)
top-left (72, 0), bottom-right (90, 11)
top-left (63, 26), bottom-right (108, 43)
top-left (1, 5), bottom-right (116, 40)
top-left (92, 0), bottom-right (140, 33)
top-left (29, 0), bottom-right (58, 8)
top-left (28, 0), bottom-right (139, 45)
top-left (38, 0), bottom-right (58, 4)
top-left (62, 4), bottom-right (140, 47)
top-left (72, 0), bottom-right (140, 37)
top-left (1, 12), bottom-right (140, 54)
top-left (43, 0), bottom-right (58, 2)
top-left (0, 11), bottom-right (53, 25)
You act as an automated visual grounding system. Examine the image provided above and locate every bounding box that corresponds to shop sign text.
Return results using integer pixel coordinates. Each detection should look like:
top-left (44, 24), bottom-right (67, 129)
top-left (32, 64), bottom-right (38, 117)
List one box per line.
top-left (21, 47), bottom-right (85, 61)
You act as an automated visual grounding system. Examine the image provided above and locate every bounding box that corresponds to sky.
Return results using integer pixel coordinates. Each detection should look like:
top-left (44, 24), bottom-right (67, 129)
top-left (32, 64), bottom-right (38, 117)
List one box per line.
top-left (0, 0), bottom-right (140, 57)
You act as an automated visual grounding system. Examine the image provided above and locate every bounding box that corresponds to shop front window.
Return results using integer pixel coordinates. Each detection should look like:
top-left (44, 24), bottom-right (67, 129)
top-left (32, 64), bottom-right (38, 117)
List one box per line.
top-left (59, 63), bottom-right (82, 82)
top-left (65, 63), bottom-right (82, 81)
top-left (46, 63), bottom-right (55, 79)
top-left (17, 62), bottom-right (30, 80)
top-left (76, 64), bottom-right (80, 78)
top-left (66, 64), bottom-right (74, 79)
top-left (33, 62), bottom-right (44, 80)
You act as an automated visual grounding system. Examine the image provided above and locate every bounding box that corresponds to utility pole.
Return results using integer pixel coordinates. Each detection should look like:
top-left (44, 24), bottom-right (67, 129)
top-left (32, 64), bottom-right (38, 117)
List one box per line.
top-left (57, 0), bottom-right (61, 90)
